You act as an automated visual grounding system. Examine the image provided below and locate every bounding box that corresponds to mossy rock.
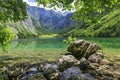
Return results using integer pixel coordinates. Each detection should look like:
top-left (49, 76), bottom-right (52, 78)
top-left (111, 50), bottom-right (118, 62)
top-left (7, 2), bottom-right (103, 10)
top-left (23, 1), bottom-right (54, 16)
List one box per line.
top-left (67, 40), bottom-right (101, 59)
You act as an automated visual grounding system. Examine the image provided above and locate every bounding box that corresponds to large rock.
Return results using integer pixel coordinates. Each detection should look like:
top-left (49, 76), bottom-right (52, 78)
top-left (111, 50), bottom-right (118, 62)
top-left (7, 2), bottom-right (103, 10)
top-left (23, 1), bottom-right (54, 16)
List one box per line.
top-left (67, 40), bottom-right (101, 59)
top-left (58, 55), bottom-right (79, 71)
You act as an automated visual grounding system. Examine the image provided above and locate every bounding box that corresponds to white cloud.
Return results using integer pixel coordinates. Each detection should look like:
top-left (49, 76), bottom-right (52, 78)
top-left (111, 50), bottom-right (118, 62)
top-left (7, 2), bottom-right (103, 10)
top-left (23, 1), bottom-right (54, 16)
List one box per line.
top-left (23, 0), bottom-right (37, 6)
top-left (22, 0), bottom-right (72, 13)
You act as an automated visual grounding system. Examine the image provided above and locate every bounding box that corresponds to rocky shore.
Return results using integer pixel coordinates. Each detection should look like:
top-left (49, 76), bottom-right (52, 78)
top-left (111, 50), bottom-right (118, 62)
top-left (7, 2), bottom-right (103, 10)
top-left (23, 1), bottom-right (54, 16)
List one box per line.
top-left (0, 40), bottom-right (120, 80)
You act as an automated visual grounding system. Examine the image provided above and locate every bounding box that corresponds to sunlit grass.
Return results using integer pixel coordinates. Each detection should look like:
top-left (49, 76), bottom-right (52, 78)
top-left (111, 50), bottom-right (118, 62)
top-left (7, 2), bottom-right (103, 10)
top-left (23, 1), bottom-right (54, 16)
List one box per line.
top-left (39, 34), bottom-right (59, 39)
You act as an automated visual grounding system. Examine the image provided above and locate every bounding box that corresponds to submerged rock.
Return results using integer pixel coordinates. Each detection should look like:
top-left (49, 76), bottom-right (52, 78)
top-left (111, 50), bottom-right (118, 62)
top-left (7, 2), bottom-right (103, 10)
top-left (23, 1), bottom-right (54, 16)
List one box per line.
top-left (67, 40), bottom-right (101, 59)
top-left (58, 55), bottom-right (78, 71)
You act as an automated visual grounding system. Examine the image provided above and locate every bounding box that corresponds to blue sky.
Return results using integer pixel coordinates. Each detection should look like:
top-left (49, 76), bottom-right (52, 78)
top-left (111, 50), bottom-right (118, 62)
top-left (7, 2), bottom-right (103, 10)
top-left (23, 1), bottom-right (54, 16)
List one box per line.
top-left (29, 0), bottom-right (35, 2)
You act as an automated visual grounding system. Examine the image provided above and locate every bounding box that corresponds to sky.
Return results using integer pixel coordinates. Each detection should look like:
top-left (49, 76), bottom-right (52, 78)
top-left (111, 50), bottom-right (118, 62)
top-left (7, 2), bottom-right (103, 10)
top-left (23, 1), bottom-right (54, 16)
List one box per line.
top-left (23, 0), bottom-right (74, 12)
top-left (23, 0), bottom-right (65, 12)
top-left (23, 0), bottom-right (37, 6)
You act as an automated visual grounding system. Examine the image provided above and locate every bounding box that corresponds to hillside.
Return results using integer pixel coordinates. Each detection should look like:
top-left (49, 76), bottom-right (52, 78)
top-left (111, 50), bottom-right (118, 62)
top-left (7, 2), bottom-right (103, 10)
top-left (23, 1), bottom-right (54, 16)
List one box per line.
top-left (9, 14), bottom-right (47, 38)
top-left (64, 8), bottom-right (120, 37)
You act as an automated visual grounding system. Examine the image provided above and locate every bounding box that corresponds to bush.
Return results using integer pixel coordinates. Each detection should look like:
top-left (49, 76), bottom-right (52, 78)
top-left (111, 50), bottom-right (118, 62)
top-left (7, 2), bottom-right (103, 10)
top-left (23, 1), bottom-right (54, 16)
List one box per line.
top-left (0, 23), bottom-right (15, 52)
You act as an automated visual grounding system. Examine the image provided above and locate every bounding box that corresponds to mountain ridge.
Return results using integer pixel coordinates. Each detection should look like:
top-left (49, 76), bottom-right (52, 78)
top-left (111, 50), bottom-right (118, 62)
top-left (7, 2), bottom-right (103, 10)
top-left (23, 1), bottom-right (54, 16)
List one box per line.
top-left (9, 5), bottom-right (74, 38)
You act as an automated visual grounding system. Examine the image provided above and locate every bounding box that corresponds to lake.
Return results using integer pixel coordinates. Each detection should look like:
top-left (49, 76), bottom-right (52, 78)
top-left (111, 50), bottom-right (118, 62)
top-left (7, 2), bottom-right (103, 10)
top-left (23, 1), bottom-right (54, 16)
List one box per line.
top-left (0, 37), bottom-right (120, 65)
top-left (8, 37), bottom-right (120, 50)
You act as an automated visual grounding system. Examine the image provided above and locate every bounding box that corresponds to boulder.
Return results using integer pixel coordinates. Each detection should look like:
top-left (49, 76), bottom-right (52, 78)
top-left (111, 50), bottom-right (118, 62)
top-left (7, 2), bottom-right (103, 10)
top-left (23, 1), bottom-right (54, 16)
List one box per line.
top-left (61, 67), bottom-right (82, 80)
top-left (43, 68), bottom-right (60, 80)
top-left (88, 52), bottom-right (104, 63)
top-left (67, 40), bottom-right (101, 59)
top-left (61, 67), bottom-right (94, 80)
top-left (27, 73), bottom-right (47, 80)
top-left (79, 57), bottom-right (90, 70)
top-left (58, 55), bottom-right (79, 71)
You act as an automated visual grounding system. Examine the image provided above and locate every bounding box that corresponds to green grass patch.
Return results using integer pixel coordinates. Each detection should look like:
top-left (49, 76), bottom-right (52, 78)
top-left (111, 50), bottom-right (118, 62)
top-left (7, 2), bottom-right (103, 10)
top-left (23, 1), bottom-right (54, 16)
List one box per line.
top-left (39, 34), bottom-right (59, 39)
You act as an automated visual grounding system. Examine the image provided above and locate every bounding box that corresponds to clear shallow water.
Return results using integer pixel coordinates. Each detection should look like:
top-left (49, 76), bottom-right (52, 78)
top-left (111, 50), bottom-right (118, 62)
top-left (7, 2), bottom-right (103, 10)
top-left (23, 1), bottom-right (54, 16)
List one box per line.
top-left (9, 37), bottom-right (120, 51)
top-left (9, 38), bottom-right (67, 51)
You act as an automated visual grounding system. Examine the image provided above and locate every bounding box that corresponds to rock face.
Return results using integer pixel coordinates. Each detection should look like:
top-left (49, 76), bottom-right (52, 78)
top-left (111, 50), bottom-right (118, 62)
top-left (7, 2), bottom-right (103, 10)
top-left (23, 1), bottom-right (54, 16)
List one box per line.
top-left (67, 40), bottom-right (101, 59)
top-left (58, 55), bottom-right (78, 71)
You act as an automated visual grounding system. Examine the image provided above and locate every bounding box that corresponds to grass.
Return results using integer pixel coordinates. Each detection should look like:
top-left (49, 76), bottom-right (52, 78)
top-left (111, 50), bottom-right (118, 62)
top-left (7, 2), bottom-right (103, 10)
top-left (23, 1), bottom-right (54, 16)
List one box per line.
top-left (0, 37), bottom-right (120, 66)
top-left (39, 34), bottom-right (59, 39)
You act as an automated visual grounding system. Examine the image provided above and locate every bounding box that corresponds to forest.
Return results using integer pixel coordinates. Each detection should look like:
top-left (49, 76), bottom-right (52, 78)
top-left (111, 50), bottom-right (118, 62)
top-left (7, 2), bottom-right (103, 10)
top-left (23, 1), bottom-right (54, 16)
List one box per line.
top-left (0, 0), bottom-right (120, 80)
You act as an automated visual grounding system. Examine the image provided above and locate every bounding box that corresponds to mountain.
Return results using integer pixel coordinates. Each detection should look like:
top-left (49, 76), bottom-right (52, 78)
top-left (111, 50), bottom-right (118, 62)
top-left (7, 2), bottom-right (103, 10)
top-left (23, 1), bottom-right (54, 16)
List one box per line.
top-left (27, 5), bottom-right (74, 31)
top-left (9, 5), bottom-right (74, 38)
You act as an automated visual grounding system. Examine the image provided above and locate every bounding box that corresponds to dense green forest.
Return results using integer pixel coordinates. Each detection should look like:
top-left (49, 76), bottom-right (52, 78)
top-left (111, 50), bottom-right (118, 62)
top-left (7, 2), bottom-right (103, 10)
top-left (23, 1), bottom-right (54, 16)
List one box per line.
top-left (63, 8), bottom-right (120, 37)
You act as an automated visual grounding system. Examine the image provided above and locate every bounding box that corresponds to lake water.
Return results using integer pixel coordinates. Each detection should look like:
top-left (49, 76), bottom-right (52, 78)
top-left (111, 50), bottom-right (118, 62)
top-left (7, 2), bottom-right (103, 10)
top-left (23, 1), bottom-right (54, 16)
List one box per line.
top-left (0, 37), bottom-right (120, 64)
top-left (9, 37), bottom-right (120, 51)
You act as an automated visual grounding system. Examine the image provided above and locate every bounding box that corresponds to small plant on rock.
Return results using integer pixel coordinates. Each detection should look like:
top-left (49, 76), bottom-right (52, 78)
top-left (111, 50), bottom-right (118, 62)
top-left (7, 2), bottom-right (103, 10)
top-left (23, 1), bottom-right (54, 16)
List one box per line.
top-left (63, 36), bottom-right (77, 46)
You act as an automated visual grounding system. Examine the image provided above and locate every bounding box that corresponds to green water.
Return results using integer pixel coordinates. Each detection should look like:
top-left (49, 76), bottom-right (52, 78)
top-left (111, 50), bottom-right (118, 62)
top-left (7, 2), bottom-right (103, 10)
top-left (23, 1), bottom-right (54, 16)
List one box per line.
top-left (9, 38), bottom-right (67, 51)
top-left (8, 37), bottom-right (120, 51)
top-left (0, 37), bottom-right (120, 64)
